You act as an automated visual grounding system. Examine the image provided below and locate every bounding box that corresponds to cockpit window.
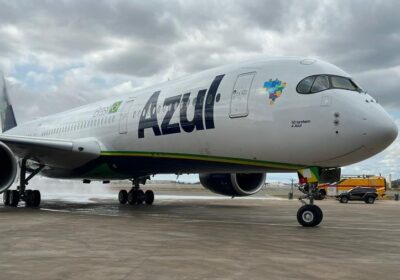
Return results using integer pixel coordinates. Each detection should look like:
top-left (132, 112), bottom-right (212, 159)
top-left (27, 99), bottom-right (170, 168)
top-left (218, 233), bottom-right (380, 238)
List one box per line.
top-left (311, 75), bottom-right (330, 92)
top-left (297, 76), bottom-right (315, 93)
top-left (331, 76), bottom-right (358, 91)
top-left (297, 74), bottom-right (364, 94)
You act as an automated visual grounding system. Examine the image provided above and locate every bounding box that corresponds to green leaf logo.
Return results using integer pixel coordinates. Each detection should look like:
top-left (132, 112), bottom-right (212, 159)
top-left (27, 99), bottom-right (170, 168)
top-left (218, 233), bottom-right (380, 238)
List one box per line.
top-left (109, 101), bottom-right (122, 113)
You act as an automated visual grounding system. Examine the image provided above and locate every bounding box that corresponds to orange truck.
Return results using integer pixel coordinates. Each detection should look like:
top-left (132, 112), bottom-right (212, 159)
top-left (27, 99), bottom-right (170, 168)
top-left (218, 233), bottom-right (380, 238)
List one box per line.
top-left (317, 175), bottom-right (387, 198)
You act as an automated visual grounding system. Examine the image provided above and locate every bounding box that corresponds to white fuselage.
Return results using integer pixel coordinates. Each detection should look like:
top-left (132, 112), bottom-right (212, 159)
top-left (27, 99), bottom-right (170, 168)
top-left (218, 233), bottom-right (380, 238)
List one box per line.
top-left (6, 58), bottom-right (398, 179)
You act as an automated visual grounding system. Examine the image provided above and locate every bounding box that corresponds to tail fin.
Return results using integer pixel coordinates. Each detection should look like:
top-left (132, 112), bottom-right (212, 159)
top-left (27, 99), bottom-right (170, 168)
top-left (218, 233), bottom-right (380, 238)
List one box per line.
top-left (0, 73), bottom-right (17, 133)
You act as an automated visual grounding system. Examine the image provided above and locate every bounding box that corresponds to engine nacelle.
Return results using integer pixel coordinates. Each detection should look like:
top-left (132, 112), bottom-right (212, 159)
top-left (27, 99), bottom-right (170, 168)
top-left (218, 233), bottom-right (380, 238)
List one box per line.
top-left (0, 141), bottom-right (17, 193)
top-left (199, 173), bottom-right (266, 197)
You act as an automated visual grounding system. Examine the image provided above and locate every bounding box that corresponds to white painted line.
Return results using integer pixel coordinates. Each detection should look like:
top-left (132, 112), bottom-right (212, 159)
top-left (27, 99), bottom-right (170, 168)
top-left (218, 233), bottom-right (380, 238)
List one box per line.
top-left (40, 194), bottom-right (284, 203)
top-left (155, 195), bottom-right (284, 201)
top-left (38, 207), bottom-right (400, 232)
top-left (40, 208), bottom-right (72, 213)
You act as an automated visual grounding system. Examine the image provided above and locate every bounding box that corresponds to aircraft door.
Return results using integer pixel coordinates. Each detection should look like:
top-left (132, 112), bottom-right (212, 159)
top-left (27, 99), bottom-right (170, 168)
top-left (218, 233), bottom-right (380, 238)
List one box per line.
top-left (119, 99), bottom-right (135, 134)
top-left (229, 72), bottom-right (256, 118)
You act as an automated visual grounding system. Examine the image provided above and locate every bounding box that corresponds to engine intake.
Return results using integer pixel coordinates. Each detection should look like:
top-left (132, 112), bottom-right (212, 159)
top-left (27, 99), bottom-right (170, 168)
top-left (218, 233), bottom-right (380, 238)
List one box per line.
top-left (0, 141), bottom-right (17, 193)
top-left (199, 173), bottom-right (266, 197)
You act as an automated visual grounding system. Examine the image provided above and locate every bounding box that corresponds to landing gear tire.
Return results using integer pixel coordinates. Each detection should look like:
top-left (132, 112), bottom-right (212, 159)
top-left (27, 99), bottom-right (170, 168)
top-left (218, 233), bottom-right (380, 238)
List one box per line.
top-left (32, 190), bottom-right (41, 207)
top-left (128, 190), bottom-right (138, 205)
top-left (23, 189), bottom-right (41, 207)
top-left (3, 190), bottom-right (11, 206)
top-left (136, 189), bottom-right (145, 205)
top-left (124, 176), bottom-right (154, 206)
top-left (118, 190), bottom-right (128, 204)
top-left (9, 190), bottom-right (20, 207)
top-left (145, 190), bottom-right (154, 205)
top-left (297, 204), bottom-right (323, 227)
top-left (24, 190), bottom-right (34, 207)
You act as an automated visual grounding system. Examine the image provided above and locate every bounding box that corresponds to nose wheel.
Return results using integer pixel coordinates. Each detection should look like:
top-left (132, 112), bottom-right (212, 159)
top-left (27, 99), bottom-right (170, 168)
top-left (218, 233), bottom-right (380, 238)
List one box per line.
top-left (118, 177), bottom-right (154, 206)
top-left (297, 204), bottom-right (323, 227)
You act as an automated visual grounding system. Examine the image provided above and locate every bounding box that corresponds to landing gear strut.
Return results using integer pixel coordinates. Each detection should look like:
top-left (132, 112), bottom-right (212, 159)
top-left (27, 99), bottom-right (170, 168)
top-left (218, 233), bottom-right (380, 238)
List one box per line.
top-left (3, 158), bottom-right (44, 208)
top-left (118, 176), bottom-right (154, 206)
top-left (297, 183), bottom-right (323, 227)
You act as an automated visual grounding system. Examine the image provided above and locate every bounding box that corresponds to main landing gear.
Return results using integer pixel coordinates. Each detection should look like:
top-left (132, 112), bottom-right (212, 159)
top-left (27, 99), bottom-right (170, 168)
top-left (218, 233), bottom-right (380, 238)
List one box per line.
top-left (2, 158), bottom-right (44, 208)
top-left (118, 177), bottom-right (154, 206)
top-left (297, 183), bottom-right (323, 227)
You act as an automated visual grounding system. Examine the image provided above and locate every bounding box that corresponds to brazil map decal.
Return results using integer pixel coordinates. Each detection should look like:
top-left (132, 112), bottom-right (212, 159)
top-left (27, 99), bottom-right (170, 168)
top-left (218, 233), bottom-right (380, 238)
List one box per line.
top-left (263, 79), bottom-right (287, 105)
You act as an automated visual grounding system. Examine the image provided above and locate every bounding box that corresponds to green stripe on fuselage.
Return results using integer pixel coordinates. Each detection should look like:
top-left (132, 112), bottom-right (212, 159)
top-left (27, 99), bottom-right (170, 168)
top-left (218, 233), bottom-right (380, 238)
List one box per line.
top-left (100, 150), bottom-right (306, 170)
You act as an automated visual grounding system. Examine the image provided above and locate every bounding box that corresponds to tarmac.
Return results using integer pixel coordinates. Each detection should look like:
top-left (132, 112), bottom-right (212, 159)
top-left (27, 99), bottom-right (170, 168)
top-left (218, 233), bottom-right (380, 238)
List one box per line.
top-left (1, 184), bottom-right (400, 280)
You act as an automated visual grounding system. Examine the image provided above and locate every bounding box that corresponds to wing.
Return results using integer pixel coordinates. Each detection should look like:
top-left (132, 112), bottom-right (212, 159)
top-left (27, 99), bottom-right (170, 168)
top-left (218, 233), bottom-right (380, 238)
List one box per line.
top-left (0, 134), bottom-right (100, 168)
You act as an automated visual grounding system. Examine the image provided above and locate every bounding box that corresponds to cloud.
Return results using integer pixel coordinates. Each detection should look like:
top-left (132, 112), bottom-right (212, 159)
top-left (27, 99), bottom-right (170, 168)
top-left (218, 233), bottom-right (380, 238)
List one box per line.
top-left (312, 1), bottom-right (400, 73)
top-left (353, 66), bottom-right (400, 109)
top-left (88, 41), bottom-right (171, 77)
top-left (0, 1), bottom-right (397, 116)
top-left (378, 119), bottom-right (400, 174)
top-left (344, 118), bottom-right (400, 179)
top-left (0, 1), bottom-right (399, 183)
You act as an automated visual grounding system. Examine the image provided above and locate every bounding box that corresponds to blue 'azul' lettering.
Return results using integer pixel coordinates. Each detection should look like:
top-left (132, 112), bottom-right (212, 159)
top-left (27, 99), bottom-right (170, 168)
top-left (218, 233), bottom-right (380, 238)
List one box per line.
top-left (138, 75), bottom-right (224, 139)
top-left (138, 91), bottom-right (162, 139)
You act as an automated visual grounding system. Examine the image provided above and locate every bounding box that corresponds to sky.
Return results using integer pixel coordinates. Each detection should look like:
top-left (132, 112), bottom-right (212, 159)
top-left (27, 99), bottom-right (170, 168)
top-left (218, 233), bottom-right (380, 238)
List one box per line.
top-left (0, 0), bottom-right (399, 183)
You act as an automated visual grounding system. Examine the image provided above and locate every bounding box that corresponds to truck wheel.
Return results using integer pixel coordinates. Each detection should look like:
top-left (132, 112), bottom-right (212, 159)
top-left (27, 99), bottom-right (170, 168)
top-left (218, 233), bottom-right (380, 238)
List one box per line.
top-left (314, 190), bottom-right (326, 200)
top-left (340, 196), bottom-right (348, 203)
top-left (365, 196), bottom-right (375, 204)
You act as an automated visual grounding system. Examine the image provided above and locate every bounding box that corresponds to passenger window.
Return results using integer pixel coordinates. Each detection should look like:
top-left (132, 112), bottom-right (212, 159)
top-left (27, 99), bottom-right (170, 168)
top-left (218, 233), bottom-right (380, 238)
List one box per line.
top-left (311, 75), bottom-right (329, 92)
top-left (297, 76), bottom-right (316, 94)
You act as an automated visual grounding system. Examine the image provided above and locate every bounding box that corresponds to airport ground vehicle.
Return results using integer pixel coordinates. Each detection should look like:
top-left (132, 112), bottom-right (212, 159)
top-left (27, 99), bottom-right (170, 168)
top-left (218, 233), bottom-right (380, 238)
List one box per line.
top-left (317, 175), bottom-right (386, 199)
top-left (336, 187), bottom-right (378, 204)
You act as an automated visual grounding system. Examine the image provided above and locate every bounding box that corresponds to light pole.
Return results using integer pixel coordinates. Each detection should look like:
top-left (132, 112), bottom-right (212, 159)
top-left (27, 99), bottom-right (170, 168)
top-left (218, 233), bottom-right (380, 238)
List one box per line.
top-left (288, 178), bottom-right (294, 200)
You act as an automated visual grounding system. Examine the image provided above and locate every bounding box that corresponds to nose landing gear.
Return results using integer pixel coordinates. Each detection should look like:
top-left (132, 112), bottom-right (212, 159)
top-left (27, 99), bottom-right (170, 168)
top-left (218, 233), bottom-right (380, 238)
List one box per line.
top-left (118, 176), bottom-right (154, 206)
top-left (297, 183), bottom-right (323, 227)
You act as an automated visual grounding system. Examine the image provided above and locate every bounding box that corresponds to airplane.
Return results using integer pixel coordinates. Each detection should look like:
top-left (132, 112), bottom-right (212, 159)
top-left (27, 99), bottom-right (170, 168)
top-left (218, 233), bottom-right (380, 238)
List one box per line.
top-left (0, 57), bottom-right (397, 227)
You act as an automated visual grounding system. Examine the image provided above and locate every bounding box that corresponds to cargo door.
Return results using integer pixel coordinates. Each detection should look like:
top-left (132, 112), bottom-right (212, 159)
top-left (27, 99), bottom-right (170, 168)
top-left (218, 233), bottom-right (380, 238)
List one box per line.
top-left (229, 72), bottom-right (256, 118)
top-left (119, 99), bottom-right (135, 134)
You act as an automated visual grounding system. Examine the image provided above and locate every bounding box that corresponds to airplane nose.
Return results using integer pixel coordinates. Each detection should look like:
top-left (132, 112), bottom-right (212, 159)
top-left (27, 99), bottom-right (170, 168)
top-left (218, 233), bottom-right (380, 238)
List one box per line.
top-left (364, 107), bottom-right (398, 152)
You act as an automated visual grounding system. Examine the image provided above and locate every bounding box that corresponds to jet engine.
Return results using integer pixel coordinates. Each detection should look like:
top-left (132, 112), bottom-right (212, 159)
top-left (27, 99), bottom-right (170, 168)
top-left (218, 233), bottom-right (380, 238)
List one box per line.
top-left (0, 141), bottom-right (17, 193)
top-left (199, 173), bottom-right (266, 196)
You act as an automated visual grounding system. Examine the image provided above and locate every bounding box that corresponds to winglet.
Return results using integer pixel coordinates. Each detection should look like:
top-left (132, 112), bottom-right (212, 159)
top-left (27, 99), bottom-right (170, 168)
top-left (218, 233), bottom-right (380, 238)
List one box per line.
top-left (0, 73), bottom-right (17, 133)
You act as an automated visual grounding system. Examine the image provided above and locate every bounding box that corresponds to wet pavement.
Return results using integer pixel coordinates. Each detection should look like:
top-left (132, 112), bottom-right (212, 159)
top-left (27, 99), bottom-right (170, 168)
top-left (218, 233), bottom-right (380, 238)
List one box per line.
top-left (1, 190), bottom-right (400, 280)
